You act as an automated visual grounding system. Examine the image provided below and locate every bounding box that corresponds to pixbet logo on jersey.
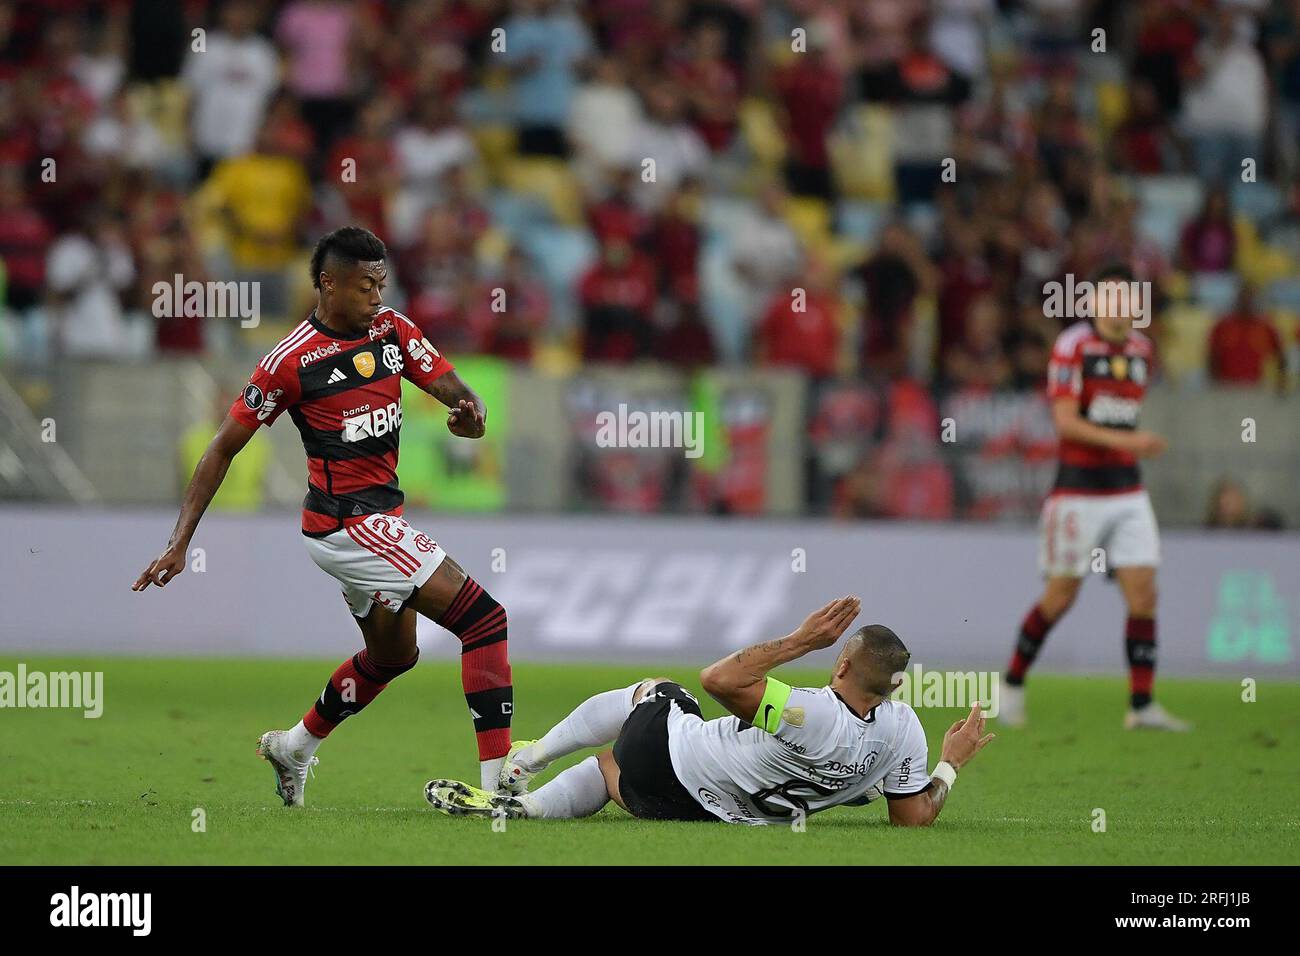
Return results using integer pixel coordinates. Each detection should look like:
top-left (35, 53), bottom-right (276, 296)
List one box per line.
top-left (342, 402), bottom-right (402, 442)
top-left (300, 342), bottom-right (341, 366)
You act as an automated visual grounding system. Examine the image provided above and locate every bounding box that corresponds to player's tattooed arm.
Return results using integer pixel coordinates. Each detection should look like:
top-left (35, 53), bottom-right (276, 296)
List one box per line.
top-left (887, 779), bottom-right (949, 827)
top-left (699, 596), bottom-right (861, 724)
top-left (133, 415), bottom-right (256, 591)
top-left (425, 370), bottom-right (487, 439)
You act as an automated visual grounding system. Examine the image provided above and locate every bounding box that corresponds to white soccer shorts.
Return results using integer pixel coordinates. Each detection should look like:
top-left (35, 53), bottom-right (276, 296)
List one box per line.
top-left (303, 513), bottom-right (447, 618)
top-left (1038, 489), bottom-right (1160, 578)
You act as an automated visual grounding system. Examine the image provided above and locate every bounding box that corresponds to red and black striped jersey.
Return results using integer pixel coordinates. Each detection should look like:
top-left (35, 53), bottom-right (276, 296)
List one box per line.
top-left (1045, 320), bottom-right (1153, 495)
top-left (229, 307), bottom-right (454, 535)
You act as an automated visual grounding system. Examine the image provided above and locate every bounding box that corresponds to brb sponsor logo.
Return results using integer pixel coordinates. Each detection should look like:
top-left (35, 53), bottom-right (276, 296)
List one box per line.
top-left (1086, 393), bottom-right (1141, 427)
top-left (342, 402), bottom-right (402, 442)
top-left (300, 342), bottom-right (341, 366)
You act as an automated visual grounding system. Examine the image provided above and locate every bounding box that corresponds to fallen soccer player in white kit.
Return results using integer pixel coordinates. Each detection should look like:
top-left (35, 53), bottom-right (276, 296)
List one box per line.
top-left (425, 596), bottom-right (995, 825)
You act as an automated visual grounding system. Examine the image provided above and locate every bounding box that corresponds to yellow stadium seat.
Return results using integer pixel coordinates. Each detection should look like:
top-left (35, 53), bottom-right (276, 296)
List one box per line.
top-left (739, 97), bottom-right (787, 170)
top-left (830, 105), bottom-right (896, 201)
top-left (469, 125), bottom-right (517, 186)
top-left (504, 157), bottom-right (583, 225)
top-left (1094, 80), bottom-right (1129, 138)
top-left (784, 196), bottom-right (832, 249)
top-left (1160, 304), bottom-right (1213, 383)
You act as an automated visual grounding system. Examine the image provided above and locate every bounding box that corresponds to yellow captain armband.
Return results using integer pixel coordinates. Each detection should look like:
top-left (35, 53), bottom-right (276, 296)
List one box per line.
top-left (754, 678), bottom-right (793, 734)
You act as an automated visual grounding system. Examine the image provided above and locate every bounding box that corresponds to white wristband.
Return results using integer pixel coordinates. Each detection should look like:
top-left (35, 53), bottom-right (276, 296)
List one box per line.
top-left (931, 761), bottom-right (957, 788)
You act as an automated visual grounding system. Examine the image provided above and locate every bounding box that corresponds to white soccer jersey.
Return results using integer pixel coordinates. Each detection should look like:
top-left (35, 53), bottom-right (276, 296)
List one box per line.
top-left (666, 686), bottom-right (932, 825)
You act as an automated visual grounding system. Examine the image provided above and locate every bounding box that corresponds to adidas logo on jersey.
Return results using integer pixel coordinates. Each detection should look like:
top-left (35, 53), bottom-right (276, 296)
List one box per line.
top-left (327, 368), bottom-right (346, 384)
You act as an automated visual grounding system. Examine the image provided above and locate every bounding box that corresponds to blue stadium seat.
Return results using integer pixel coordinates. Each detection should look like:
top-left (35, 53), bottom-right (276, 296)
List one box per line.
top-left (701, 236), bottom-right (750, 362)
top-left (517, 225), bottom-right (598, 297)
top-left (1230, 180), bottom-right (1284, 226)
top-left (1131, 175), bottom-right (1204, 220)
top-left (1262, 278), bottom-right (1300, 310)
top-left (836, 200), bottom-right (888, 245)
top-left (1191, 272), bottom-right (1241, 312)
top-left (1137, 205), bottom-right (1185, 257)
top-left (486, 189), bottom-right (552, 236)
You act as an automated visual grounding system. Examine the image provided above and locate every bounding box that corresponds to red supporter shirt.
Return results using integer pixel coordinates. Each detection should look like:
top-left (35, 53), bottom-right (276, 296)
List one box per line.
top-left (1208, 313), bottom-right (1282, 384)
top-left (229, 307), bottom-right (453, 535)
top-left (758, 291), bottom-right (840, 378)
top-left (1046, 321), bottom-right (1152, 495)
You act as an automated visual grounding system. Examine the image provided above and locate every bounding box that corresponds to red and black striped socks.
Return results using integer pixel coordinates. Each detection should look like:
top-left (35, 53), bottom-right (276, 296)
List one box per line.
top-left (302, 648), bottom-right (419, 738)
top-left (437, 576), bottom-right (513, 763)
top-left (1125, 616), bottom-right (1156, 709)
top-left (1007, 605), bottom-right (1056, 685)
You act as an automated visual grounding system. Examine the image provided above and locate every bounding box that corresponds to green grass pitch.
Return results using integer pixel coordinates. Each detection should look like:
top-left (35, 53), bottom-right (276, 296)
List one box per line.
top-left (1, 656), bottom-right (1296, 865)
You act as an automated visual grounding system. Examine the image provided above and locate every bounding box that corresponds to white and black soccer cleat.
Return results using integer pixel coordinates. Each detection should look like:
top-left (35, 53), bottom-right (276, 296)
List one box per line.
top-left (497, 738), bottom-right (546, 796)
top-left (256, 730), bottom-right (319, 807)
top-left (1124, 702), bottom-right (1192, 732)
top-left (997, 682), bottom-right (1026, 728)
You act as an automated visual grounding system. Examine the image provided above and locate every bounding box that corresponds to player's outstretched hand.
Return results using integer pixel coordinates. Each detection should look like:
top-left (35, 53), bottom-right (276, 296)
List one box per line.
top-left (940, 702), bottom-right (996, 770)
top-left (794, 595), bottom-right (862, 650)
top-left (1128, 430), bottom-right (1167, 458)
top-left (446, 399), bottom-right (485, 438)
top-left (132, 545), bottom-right (186, 591)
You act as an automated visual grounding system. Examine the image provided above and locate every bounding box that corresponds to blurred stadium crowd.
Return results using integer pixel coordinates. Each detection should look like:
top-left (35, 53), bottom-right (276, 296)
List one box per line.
top-left (0, 0), bottom-right (1297, 524)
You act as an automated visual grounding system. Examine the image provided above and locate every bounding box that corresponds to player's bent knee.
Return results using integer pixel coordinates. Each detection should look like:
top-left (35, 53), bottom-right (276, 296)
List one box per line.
top-left (597, 749), bottom-right (627, 812)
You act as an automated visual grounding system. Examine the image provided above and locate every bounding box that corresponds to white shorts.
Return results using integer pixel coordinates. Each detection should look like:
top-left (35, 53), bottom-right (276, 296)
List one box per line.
top-left (1038, 490), bottom-right (1160, 578)
top-left (303, 513), bottom-right (447, 618)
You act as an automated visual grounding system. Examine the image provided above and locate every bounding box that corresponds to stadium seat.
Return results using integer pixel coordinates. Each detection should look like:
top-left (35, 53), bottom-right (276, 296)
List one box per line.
top-left (517, 225), bottom-right (597, 329)
top-left (1191, 272), bottom-right (1240, 312)
top-left (835, 200), bottom-right (889, 246)
top-left (738, 97), bottom-right (787, 170)
top-left (1230, 179), bottom-right (1284, 226)
top-left (701, 236), bottom-right (751, 362)
top-left (486, 188), bottom-right (552, 236)
top-left (1263, 279), bottom-right (1300, 311)
top-left (784, 196), bottom-right (832, 250)
top-left (1131, 175), bottom-right (1204, 222)
top-left (1159, 303), bottom-right (1213, 384)
top-left (830, 105), bottom-right (896, 201)
top-left (1136, 204), bottom-right (1186, 258)
top-left (504, 157), bottom-right (584, 225)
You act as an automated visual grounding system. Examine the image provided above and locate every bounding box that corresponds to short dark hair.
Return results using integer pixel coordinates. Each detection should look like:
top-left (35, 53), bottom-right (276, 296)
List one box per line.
top-left (1091, 262), bottom-right (1134, 286)
top-left (846, 624), bottom-right (911, 696)
top-left (310, 227), bottom-right (386, 290)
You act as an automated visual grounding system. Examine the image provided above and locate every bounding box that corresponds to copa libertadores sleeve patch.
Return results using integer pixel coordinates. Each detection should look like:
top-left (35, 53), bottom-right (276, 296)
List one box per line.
top-left (754, 678), bottom-right (793, 734)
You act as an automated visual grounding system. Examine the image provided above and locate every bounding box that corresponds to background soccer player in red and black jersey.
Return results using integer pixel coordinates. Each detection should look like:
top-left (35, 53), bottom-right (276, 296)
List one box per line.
top-left (133, 227), bottom-right (522, 805)
top-left (1001, 264), bottom-right (1190, 732)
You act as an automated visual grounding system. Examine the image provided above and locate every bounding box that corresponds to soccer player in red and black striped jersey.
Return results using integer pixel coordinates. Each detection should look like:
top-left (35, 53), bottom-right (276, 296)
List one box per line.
top-left (133, 227), bottom-right (518, 805)
top-left (1000, 264), bottom-right (1189, 732)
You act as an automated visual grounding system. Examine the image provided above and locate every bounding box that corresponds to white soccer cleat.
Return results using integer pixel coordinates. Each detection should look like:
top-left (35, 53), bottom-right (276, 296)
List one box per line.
top-left (256, 730), bottom-right (319, 807)
top-left (998, 683), bottom-right (1027, 727)
top-left (1124, 702), bottom-right (1192, 732)
top-left (497, 738), bottom-right (545, 795)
